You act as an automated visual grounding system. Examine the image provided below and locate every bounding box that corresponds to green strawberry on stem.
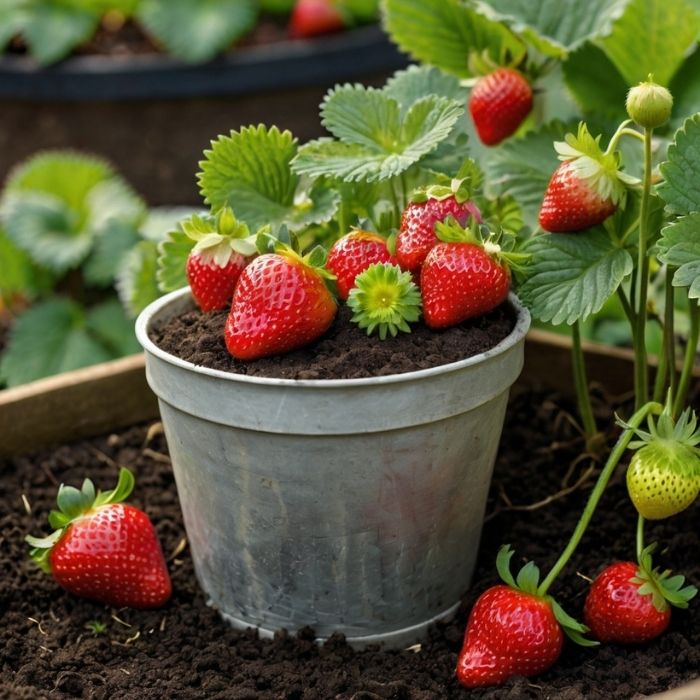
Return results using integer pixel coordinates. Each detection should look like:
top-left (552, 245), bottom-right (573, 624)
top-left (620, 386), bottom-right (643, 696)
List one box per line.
top-left (622, 403), bottom-right (700, 520)
top-left (347, 262), bottom-right (421, 339)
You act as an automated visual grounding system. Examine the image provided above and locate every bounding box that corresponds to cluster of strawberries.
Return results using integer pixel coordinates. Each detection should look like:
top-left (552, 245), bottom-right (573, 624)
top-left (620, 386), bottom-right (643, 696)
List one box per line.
top-left (185, 185), bottom-right (516, 361)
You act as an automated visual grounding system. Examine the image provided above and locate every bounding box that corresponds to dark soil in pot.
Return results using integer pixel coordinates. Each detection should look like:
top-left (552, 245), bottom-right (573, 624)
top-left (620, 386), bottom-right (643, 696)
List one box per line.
top-left (2, 389), bottom-right (698, 699)
top-left (149, 301), bottom-right (516, 379)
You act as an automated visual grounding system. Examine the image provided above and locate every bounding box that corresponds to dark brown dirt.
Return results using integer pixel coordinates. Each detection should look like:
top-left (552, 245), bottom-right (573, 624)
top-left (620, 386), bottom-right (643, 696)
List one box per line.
top-left (1, 390), bottom-right (698, 698)
top-left (149, 302), bottom-right (516, 380)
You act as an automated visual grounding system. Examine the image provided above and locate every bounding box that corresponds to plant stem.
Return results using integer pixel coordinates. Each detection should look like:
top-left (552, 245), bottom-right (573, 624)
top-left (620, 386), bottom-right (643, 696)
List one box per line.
top-left (617, 287), bottom-right (636, 326)
top-left (636, 514), bottom-right (645, 561)
top-left (634, 127), bottom-right (653, 411)
top-left (571, 321), bottom-right (597, 439)
top-left (673, 299), bottom-right (700, 417)
top-left (537, 401), bottom-right (662, 597)
top-left (605, 119), bottom-right (634, 155)
top-left (664, 266), bottom-right (677, 403)
top-left (652, 338), bottom-right (668, 404)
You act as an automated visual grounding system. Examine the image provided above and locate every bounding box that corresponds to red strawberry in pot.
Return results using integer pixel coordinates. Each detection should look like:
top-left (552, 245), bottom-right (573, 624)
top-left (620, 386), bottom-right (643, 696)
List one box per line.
top-left (183, 207), bottom-right (257, 312)
top-left (539, 123), bottom-right (637, 233)
top-left (584, 546), bottom-right (697, 644)
top-left (396, 168), bottom-right (482, 276)
top-left (421, 218), bottom-right (524, 329)
top-left (469, 67), bottom-right (533, 146)
top-left (26, 468), bottom-right (171, 609)
top-left (326, 229), bottom-right (396, 300)
top-left (457, 546), bottom-right (594, 688)
top-left (225, 242), bottom-right (337, 360)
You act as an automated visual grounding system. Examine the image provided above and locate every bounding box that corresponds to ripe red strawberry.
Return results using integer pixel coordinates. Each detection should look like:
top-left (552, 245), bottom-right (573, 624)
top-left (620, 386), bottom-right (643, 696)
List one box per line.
top-left (181, 208), bottom-right (257, 312)
top-left (225, 246), bottom-right (337, 360)
top-left (469, 68), bottom-right (533, 146)
top-left (420, 219), bottom-right (514, 329)
top-left (396, 196), bottom-right (481, 275)
top-left (458, 585), bottom-right (563, 687)
top-left (26, 468), bottom-right (171, 609)
top-left (584, 548), bottom-right (696, 644)
top-left (290, 0), bottom-right (345, 38)
top-left (326, 230), bottom-right (396, 300)
top-left (539, 123), bottom-right (636, 233)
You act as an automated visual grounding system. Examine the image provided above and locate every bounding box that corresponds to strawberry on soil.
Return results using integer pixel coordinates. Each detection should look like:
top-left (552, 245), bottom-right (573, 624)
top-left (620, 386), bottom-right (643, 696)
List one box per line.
top-left (3, 390), bottom-right (698, 699)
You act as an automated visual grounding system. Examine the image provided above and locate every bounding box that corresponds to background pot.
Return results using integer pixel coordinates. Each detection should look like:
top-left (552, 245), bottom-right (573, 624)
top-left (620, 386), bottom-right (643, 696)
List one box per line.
top-left (136, 288), bottom-right (530, 648)
top-left (1, 27), bottom-right (407, 205)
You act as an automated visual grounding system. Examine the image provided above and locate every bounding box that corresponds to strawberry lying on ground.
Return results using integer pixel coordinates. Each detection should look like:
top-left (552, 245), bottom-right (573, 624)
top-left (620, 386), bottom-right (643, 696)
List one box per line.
top-left (396, 173), bottom-right (481, 278)
top-left (584, 546), bottom-right (697, 644)
top-left (421, 218), bottom-right (524, 329)
top-left (183, 207), bottom-right (257, 312)
top-left (623, 406), bottom-right (700, 520)
top-left (539, 123), bottom-right (637, 233)
top-left (225, 240), bottom-right (337, 360)
top-left (469, 67), bottom-right (533, 146)
top-left (326, 230), bottom-right (396, 300)
top-left (26, 468), bottom-right (171, 609)
top-left (457, 546), bottom-right (593, 688)
top-left (290, 0), bottom-right (345, 38)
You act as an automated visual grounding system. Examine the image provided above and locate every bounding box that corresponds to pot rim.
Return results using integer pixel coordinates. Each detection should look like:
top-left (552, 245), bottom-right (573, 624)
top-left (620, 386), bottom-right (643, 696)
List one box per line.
top-left (136, 287), bottom-right (531, 389)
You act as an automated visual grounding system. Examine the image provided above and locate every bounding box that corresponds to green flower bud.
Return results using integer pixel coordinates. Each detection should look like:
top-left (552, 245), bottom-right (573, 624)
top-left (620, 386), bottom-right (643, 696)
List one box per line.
top-left (626, 78), bottom-right (673, 129)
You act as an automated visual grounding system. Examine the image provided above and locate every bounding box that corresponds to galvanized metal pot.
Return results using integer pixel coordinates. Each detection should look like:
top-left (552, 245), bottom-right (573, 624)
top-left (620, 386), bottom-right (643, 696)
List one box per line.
top-left (136, 288), bottom-right (531, 648)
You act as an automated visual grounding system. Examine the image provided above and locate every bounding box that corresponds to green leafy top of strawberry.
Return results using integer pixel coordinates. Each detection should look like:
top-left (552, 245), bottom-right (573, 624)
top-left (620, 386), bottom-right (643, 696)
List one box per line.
top-left (633, 543), bottom-right (697, 612)
top-left (497, 545), bottom-right (598, 647)
top-left (434, 217), bottom-right (529, 271)
top-left (348, 263), bottom-right (422, 340)
top-left (183, 207), bottom-right (258, 267)
top-left (26, 467), bottom-right (135, 573)
top-left (411, 159), bottom-right (483, 205)
top-left (554, 123), bottom-right (638, 207)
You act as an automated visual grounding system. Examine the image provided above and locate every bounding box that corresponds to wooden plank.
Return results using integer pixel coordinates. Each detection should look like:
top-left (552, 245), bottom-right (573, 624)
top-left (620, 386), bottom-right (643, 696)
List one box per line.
top-left (0, 354), bottom-right (157, 457)
top-left (651, 679), bottom-right (700, 699)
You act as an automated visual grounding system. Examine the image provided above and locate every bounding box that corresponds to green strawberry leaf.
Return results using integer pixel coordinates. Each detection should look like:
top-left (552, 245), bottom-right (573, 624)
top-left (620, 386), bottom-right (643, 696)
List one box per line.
top-left (199, 125), bottom-right (339, 232)
top-left (518, 230), bottom-right (635, 325)
top-left (116, 240), bottom-right (161, 317)
top-left (292, 84), bottom-right (464, 182)
top-left (0, 227), bottom-right (53, 302)
top-left (21, 2), bottom-right (100, 65)
top-left (86, 299), bottom-right (141, 356)
top-left (384, 65), bottom-right (467, 110)
top-left (599, 0), bottom-right (700, 86)
top-left (138, 0), bottom-right (257, 64)
top-left (83, 220), bottom-right (142, 287)
top-left (484, 121), bottom-right (571, 229)
top-left (670, 47), bottom-right (700, 129)
top-left (383, 0), bottom-right (525, 78)
top-left (474, 0), bottom-right (628, 57)
top-left (657, 214), bottom-right (700, 298)
top-left (0, 298), bottom-right (113, 388)
top-left (658, 115), bottom-right (700, 215)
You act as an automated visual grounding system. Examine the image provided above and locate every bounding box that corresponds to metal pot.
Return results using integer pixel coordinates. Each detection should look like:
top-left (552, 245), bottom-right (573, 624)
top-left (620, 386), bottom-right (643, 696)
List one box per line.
top-left (136, 288), bottom-right (530, 648)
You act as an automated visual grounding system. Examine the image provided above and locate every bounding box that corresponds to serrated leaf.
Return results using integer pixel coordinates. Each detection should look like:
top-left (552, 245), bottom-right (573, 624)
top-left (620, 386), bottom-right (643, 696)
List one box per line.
top-left (383, 0), bottom-right (525, 78)
top-left (562, 42), bottom-right (629, 120)
top-left (599, 0), bottom-right (700, 86)
top-left (83, 220), bottom-right (142, 287)
top-left (0, 227), bottom-right (53, 301)
top-left (518, 230), bottom-right (635, 325)
top-left (0, 298), bottom-right (113, 387)
top-left (384, 64), bottom-right (467, 110)
top-left (86, 178), bottom-right (145, 234)
top-left (484, 121), bottom-right (570, 229)
top-left (138, 0), bottom-right (257, 64)
top-left (116, 240), bottom-right (160, 317)
top-left (657, 214), bottom-right (700, 298)
top-left (475, 0), bottom-right (629, 57)
top-left (22, 4), bottom-right (100, 65)
top-left (199, 125), bottom-right (338, 232)
top-left (157, 229), bottom-right (192, 293)
top-left (659, 115), bottom-right (700, 215)
top-left (86, 299), bottom-right (141, 355)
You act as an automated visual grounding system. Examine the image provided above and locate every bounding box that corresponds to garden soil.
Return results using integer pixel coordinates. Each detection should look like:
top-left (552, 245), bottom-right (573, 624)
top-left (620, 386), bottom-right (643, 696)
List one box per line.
top-left (150, 302), bottom-right (516, 379)
top-left (1, 390), bottom-right (698, 699)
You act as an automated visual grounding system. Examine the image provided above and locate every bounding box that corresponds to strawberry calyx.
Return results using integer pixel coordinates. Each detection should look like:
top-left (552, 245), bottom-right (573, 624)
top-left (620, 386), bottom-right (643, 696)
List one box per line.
top-left (497, 545), bottom-right (597, 647)
top-left (26, 467), bottom-right (135, 573)
top-left (183, 207), bottom-right (258, 266)
top-left (554, 123), bottom-right (638, 207)
top-left (410, 159), bottom-right (483, 205)
top-left (434, 217), bottom-right (529, 271)
top-left (633, 543), bottom-right (698, 612)
top-left (347, 262), bottom-right (422, 340)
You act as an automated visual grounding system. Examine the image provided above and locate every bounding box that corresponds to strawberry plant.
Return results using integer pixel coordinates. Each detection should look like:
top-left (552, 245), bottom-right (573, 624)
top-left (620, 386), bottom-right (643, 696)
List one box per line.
top-left (0, 150), bottom-right (196, 387)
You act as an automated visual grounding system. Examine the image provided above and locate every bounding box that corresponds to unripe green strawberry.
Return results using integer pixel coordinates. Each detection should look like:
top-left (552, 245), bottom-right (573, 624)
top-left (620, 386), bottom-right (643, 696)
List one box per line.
top-left (626, 77), bottom-right (673, 129)
top-left (623, 406), bottom-right (700, 520)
